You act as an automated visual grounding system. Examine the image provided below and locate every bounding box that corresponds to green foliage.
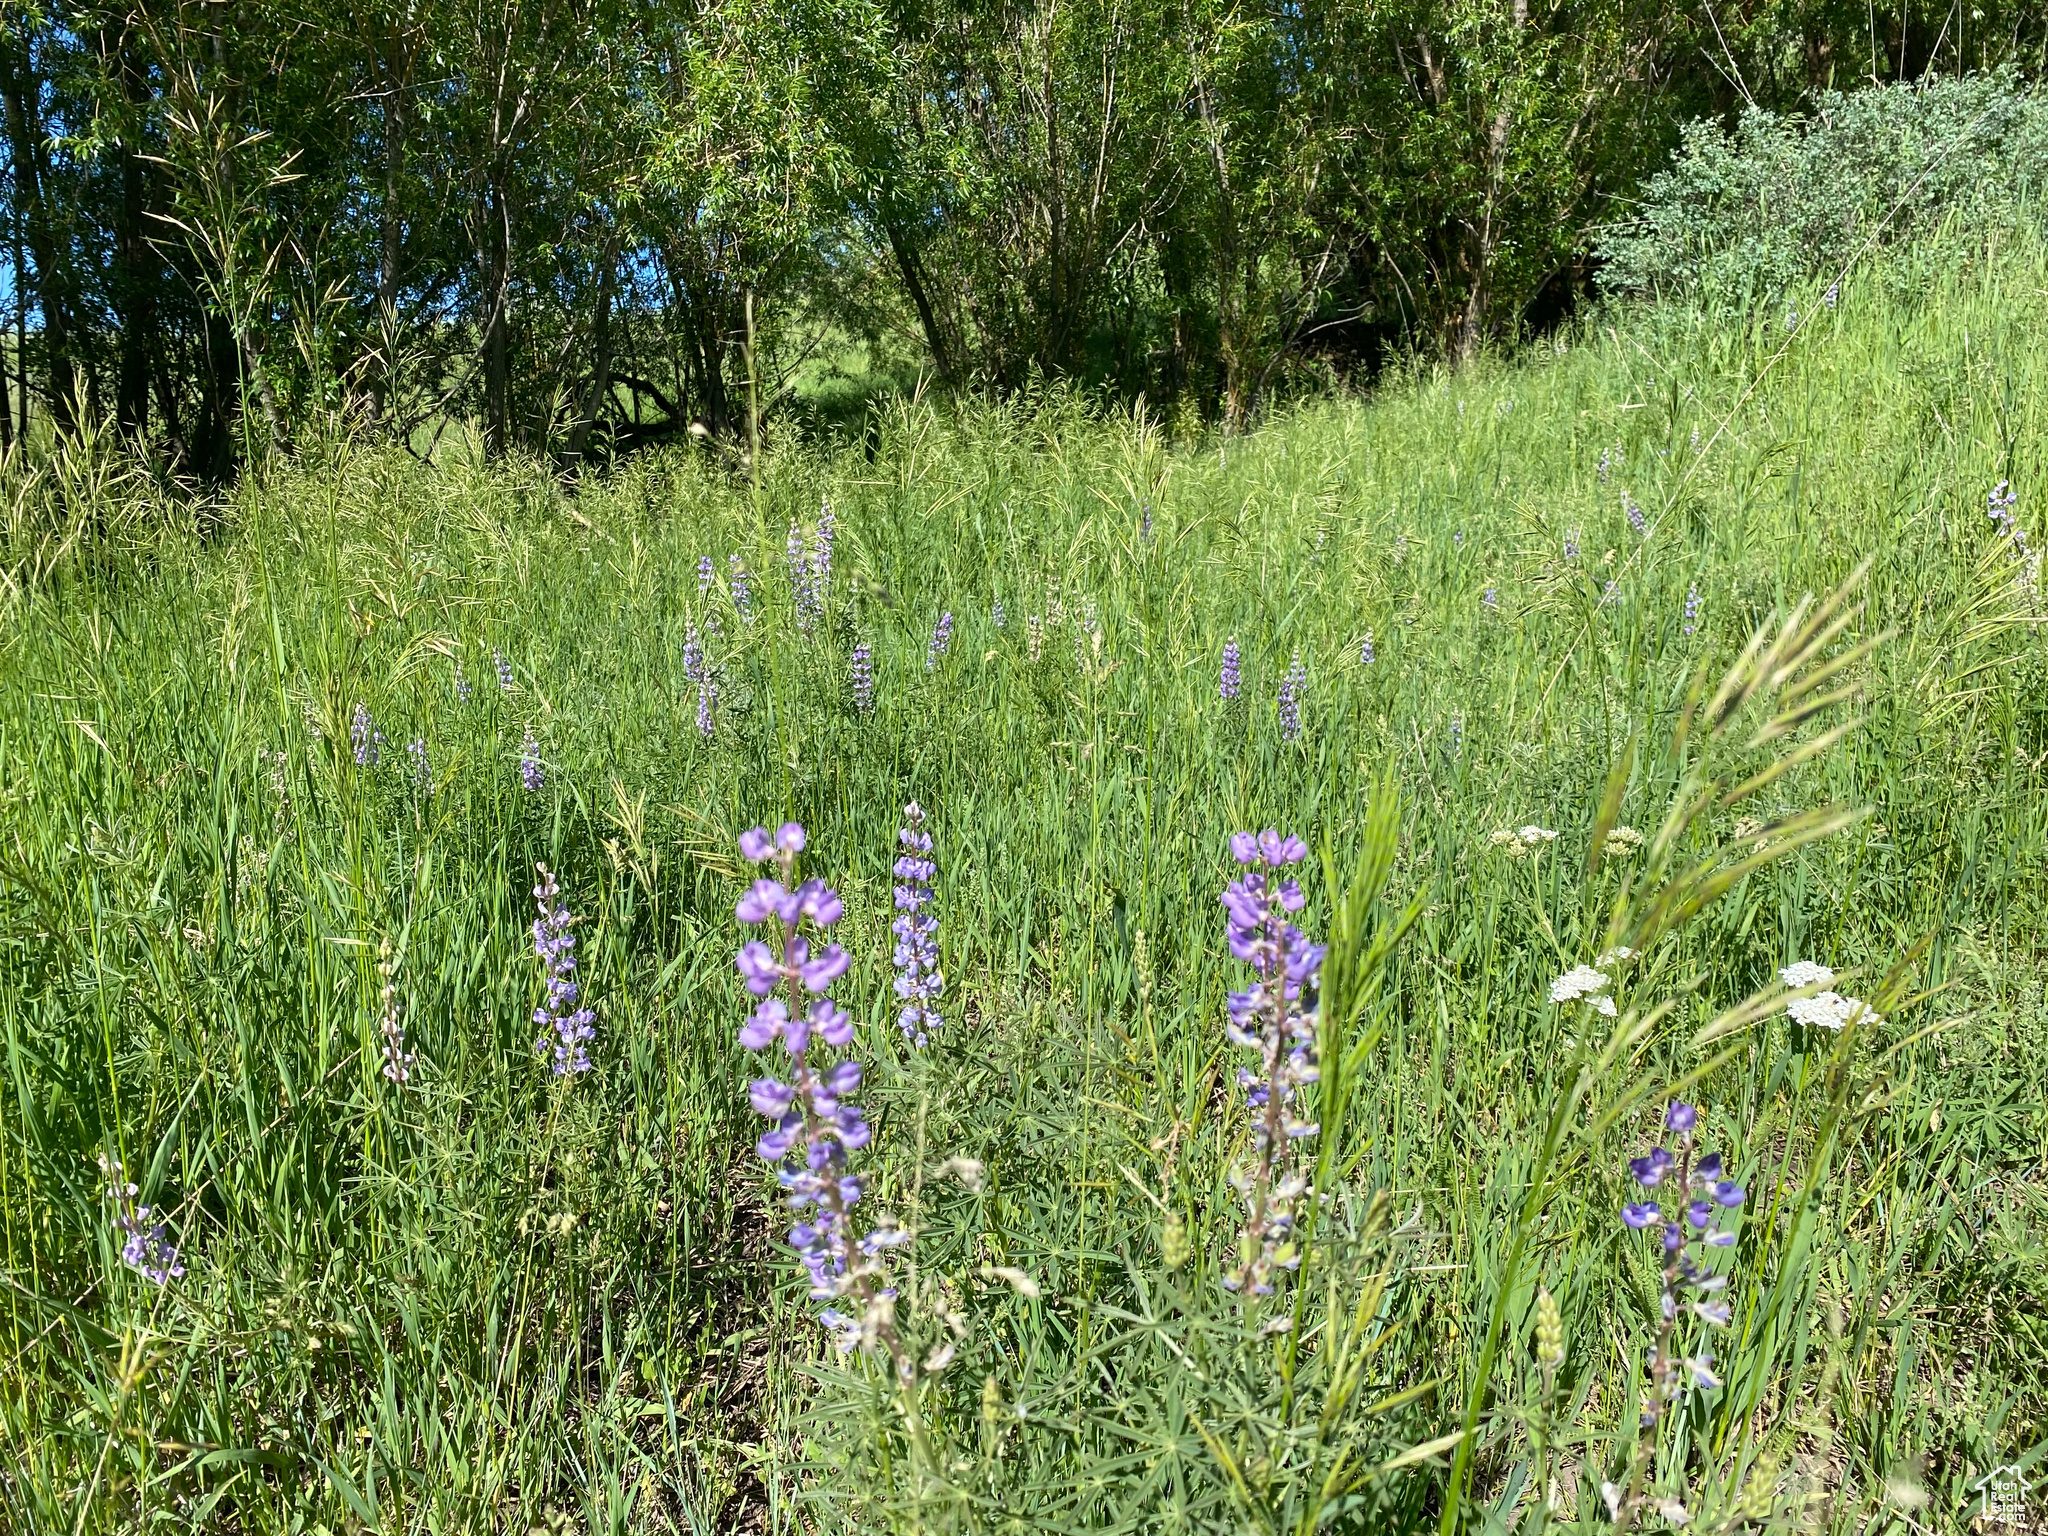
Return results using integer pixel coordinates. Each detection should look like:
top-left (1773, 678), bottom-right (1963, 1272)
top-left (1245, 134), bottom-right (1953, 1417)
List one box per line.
top-left (6, 2), bottom-right (2048, 467)
top-left (2, 231), bottom-right (2048, 1533)
top-left (1597, 74), bottom-right (2048, 311)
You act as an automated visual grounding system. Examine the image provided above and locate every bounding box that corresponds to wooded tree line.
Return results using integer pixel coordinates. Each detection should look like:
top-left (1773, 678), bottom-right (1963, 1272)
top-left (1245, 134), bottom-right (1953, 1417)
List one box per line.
top-left (1, 0), bottom-right (2040, 476)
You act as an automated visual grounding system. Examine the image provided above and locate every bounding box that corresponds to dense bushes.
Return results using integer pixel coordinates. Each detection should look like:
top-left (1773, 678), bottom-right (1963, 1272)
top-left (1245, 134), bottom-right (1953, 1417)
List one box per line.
top-left (1599, 74), bottom-right (2048, 310)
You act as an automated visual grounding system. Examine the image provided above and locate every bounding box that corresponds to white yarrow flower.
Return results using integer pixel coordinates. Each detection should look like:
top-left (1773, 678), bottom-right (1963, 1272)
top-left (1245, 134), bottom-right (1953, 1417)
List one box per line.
top-left (1786, 990), bottom-right (1881, 1031)
top-left (1518, 825), bottom-right (1559, 845)
top-left (1549, 965), bottom-right (1610, 1003)
top-left (1779, 960), bottom-right (1835, 990)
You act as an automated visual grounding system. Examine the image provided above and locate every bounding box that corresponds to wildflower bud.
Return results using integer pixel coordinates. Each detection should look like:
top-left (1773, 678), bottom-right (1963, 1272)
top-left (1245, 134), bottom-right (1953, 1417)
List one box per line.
top-left (1535, 1286), bottom-right (1564, 1368)
top-left (1159, 1212), bottom-right (1190, 1270)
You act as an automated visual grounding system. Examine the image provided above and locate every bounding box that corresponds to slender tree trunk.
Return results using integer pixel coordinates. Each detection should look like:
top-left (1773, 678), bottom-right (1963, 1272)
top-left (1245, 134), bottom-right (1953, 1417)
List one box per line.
top-left (112, 24), bottom-right (153, 439)
top-left (562, 227), bottom-right (619, 468)
top-left (883, 218), bottom-right (954, 382)
top-left (375, 26), bottom-right (410, 423)
top-left (484, 177), bottom-right (511, 456)
top-left (2, 21), bottom-right (75, 435)
top-left (1191, 66), bottom-right (1244, 429)
top-left (1457, 0), bottom-right (1527, 364)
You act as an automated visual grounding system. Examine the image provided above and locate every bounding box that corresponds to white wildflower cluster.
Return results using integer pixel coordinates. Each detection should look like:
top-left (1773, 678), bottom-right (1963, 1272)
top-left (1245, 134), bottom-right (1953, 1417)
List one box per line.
top-left (1550, 964), bottom-right (1617, 1017)
top-left (1779, 961), bottom-right (1882, 1031)
top-left (1489, 825), bottom-right (1559, 860)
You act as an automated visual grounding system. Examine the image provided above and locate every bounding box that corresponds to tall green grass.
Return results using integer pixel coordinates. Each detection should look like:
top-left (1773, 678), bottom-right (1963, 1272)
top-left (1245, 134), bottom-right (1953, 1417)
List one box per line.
top-left (2, 230), bottom-right (2045, 1533)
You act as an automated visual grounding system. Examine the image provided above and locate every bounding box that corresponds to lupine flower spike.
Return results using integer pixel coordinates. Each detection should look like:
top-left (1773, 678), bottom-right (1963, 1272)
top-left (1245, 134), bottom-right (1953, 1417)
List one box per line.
top-left (926, 612), bottom-right (953, 670)
top-left (892, 803), bottom-right (942, 1045)
top-left (99, 1155), bottom-right (184, 1285)
top-left (519, 730), bottom-right (543, 792)
top-left (1219, 831), bottom-right (1325, 1297)
top-left (1605, 1101), bottom-right (1745, 1527)
top-left (1277, 652), bottom-right (1305, 742)
top-left (698, 554), bottom-right (715, 599)
top-left (378, 939), bottom-right (414, 1084)
top-left (531, 863), bottom-right (596, 1076)
top-left (1683, 585), bottom-right (1701, 636)
top-left (992, 598), bottom-right (1007, 629)
top-left (1359, 630), bottom-right (1375, 666)
top-left (684, 624), bottom-right (714, 739)
top-left (351, 703), bottom-right (382, 767)
top-left (850, 643), bottom-right (875, 715)
top-left (1625, 492), bottom-right (1647, 539)
top-left (1220, 638), bottom-right (1241, 700)
top-left (730, 555), bottom-right (755, 624)
top-left (734, 823), bottom-right (912, 1370)
top-left (494, 648), bottom-right (515, 693)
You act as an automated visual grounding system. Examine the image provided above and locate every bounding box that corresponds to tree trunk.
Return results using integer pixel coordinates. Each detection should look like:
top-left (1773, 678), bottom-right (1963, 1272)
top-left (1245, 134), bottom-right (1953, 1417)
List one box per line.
top-left (483, 178), bottom-right (511, 456)
top-left (1456, 0), bottom-right (1527, 365)
top-left (562, 227), bottom-right (619, 468)
top-left (375, 24), bottom-right (411, 424)
top-left (883, 217), bottom-right (954, 382)
top-left (112, 24), bottom-right (153, 439)
top-left (2, 21), bottom-right (75, 435)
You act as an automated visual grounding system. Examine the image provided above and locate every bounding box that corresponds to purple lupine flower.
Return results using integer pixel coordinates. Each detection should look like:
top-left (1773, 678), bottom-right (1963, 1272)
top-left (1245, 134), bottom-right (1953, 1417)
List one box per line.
top-left (1598, 445), bottom-right (1613, 484)
top-left (992, 598), bottom-right (1006, 629)
top-left (1989, 480), bottom-right (2019, 536)
top-left (926, 612), bottom-right (953, 670)
top-left (730, 555), bottom-right (755, 625)
top-left (1823, 281), bottom-right (1838, 309)
top-left (733, 823), bottom-right (909, 1364)
top-left (1483, 585), bottom-right (1499, 611)
top-left (683, 623), bottom-right (705, 688)
top-left (531, 862), bottom-right (596, 1076)
top-left (814, 500), bottom-right (836, 602)
top-left (1453, 529), bottom-right (1465, 548)
top-left (850, 643), bottom-right (874, 715)
top-left (684, 622), bottom-right (716, 736)
top-left (1219, 830), bottom-right (1324, 1296)
top-left (1360, 630), bottom-right (1375, 666)
top-left (1785, 304), bottom-right (1798, 332)
top-left (1564, 528), bottom-right (1581, 560)
top-left (351, 703), bottom-right (383, 767)
top-left (407, 737), bottom-right (430, 796)
top-left (1625, 492), bottom-right (1647, 539)
top-left (892, 802), bottom-right (943, 1045)
top-left (1449, 713), bottom-right (1463, 756)
top-left (1277, 652), bottom-right (1305, 742)
top-left (1607, 1099), bottom-right (1747, 1524)
top-left (1140, 501), bottom-right (1153, 544)
top-left (520, 729), bottom-right (543, 792)
top-left (788, 525), bottom-right (816, 635)
top-left (1683, 584), bottom-right (1701, 636)
top-left (698, 554), bottom-right (715, 600)
top-left (455, 665), bottom-right (474, 704)
top-left (1602, 578), bottom-right (1619, 606)
top-left (494, 648), bottom-right (515, 693)
top-left (100, 1156), bottom-right (184, 1285)
top-left (1220, 638), bottom-right (1241, 700)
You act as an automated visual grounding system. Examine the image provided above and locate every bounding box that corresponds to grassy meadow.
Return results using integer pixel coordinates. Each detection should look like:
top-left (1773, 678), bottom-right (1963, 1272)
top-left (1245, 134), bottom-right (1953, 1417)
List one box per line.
top-left (2, 232), bottom-right (2047, 1535)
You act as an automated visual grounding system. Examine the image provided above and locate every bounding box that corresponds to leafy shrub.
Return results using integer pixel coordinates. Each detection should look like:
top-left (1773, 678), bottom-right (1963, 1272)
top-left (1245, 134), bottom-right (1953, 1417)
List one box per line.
top-left (1598, 73), bottom-right (2048, 310)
